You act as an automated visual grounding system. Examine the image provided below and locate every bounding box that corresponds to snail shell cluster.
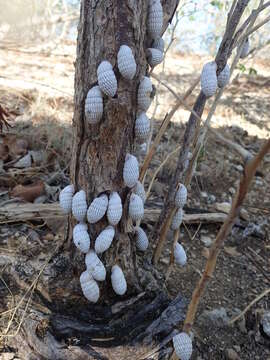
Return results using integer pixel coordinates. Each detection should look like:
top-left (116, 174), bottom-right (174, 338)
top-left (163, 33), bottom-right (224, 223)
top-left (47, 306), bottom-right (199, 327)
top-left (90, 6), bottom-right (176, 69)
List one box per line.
top-left (171, 207), bottom-right (183, 230)
top-left (146, 48), bottom-right (163, 67)
top-left (147, 0), bottom-right (163, 40)
top-left (111, 265), bottom-right (127, 295)
top-left (59, 184), bottom-right (74, 214)
top-left (97, 61), bottom-right (117, 97)
top-left (129, 193), bottom-right (144, 222)
top-left (217, 63), bottom-right (230, 88)
top-left (117, 45), bottom-right (136, 80)
top-left (107, 192), bottom-right (123, 225)
top-left (134, 181), bottom-right (146, 203)
top-left (174, 242), bottom-right (187, 266)
top-left (173, 332), bottom-right (193, 360)
top-left (95, 225), bottom-right (115, 254)
top-left (174, 184), bottom-right (187, 209)
top-left (123, 154), bottom-right (139, 188)
top-left (135, 227), bottom-right (149, 251)
top-left (153, 37), bottom-right (165, 53)
top-left (72, 190), bottom-right (87, 222)
top-left (73, 223), bottom-right (90, 253)
top-left (135, 113), bottom-right (150, 143)
top-left (85, 250), bottom-right (106, 281)
top-left (87, 194), bottom-right (108, 224)
top-left (80, 271), bottom-right (100, 303)
top-left (200, 61), bottom-right (218, 98)
top-left (240, 38), bottom-right (249, 58)
top-left (85, 86), bottom-right (103, 124)
top-left (137, 76), bottom-right (153, 111)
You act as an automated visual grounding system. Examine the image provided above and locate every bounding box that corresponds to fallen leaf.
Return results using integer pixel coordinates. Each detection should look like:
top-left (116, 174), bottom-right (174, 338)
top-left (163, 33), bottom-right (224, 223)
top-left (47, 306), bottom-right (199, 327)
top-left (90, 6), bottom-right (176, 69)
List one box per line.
top-left (224, 246), bottom-right (241, 257)
top-left (10, 182), bottom-right (45, 202)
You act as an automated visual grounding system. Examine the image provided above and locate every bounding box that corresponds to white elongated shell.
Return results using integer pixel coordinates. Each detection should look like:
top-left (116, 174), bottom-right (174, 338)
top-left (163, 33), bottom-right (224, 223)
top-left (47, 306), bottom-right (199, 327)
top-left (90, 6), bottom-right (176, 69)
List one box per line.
top-left (72, 190), bottom-right (87, 222)
top-left (200, 61), bottom-right (218, 98)
top-left (85, 250), bottom-right (106, 281)
top-left (137, 76), bottom-right (153, 111)
top-left (87, 194), bottom-right (108, 224)
top-left (217, 64), bottom-right (230, 88)
top-left (171, 208), bottom-right (183, 230)
top-left (73, 224), bottom-right (90, 253)
top-left (85, 86), bottom-right (103, 124)
top-left (59, 184), bottom-right (74, 214)
top-left (80, 271), bottom-right (100, 303)
top-left (153, 37), bottom-right (165, 52)
top-left (146, 48), bottom-right (163, 67)
top-left (148, 0), bottom-right (163, 39)
top-left (135, 113), bottom-right (150, 142)
top-left (134, 181), bottom-right (146, 203)
top-left (173, 332), bottom-right (192, 360)
top-left (111, 265), bottom-right (127, 295)
top-left (175, 184), bottom-right (187, 208)
top-left (14, 153), bottom-right (32, 168)
top-left (95, 225), bottom-right (115, 254)
top-left (123, 154), bottom-right (139, 188)
top-left (240, 38), bottom-right (249, 58)
top-left (136, 227), bottom-right (149, 251)
top-left (117, 45), bottom-right (136, 80)
top-left (174, 242), bottom-right (187, 266)
top-left (97, 61), bottom-right (117, 97)
top-left (107, 192), bottom-right (123, 225)
top-left (129, 193), bottom-right (144, 222)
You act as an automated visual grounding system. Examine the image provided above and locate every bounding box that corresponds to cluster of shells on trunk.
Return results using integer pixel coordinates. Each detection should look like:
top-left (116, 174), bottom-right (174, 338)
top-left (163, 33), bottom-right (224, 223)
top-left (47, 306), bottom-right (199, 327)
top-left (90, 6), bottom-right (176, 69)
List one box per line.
top-left (200, 59), bottom-right (231, 97)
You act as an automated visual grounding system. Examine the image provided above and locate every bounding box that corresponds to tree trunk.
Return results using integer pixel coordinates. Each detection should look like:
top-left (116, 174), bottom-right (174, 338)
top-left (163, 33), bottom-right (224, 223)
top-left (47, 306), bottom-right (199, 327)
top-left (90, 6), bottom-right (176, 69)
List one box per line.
top-left (6, 1), bottom-right (184, 359)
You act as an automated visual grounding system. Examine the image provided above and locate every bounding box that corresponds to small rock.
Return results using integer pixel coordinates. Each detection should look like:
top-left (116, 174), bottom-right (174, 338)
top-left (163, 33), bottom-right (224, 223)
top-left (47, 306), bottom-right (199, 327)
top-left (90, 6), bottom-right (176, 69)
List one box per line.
top-left (235, 164), bottom-right (243, 172)
top-left (225, 348), bottom-right (240, 360)
top-left (200, 235), bottom-right (212, 248)
top-left (200, 191), bottom-right (208, 198)
top-left (199, 307), bottom-right (230, 328)
top-left (229, 187), bottom-right (236, 195)
top-left (240, 208), bottom-right (249, 221)
top-left (215, 202), bottom-right (231, 214)
top-left (208, 194), bottom-right (216, 203)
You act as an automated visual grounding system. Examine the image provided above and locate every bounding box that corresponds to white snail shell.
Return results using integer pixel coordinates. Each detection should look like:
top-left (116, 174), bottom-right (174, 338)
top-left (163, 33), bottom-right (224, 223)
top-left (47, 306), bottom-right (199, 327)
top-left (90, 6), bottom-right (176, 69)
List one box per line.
top-left (111, 265), bottom-right (127, 295)
top-left (95, 225), bottom-right (115, 254)
top-left (146, 48), bottom-right (163, 67)
top-left (240, 38), bottom-right (249, 58)
top-left (80, 271), bottom-right (100, 303)
top-left (107, 192), bottom-right (123, 225)
top-left (173, 332), bottom-right (193, 360)
top-left (87, 194), bottom-right (108, 224)
top-left (123, 154), bottom-right (139, 188)
top-left (200, 61), bottom-right (218, 98)
top-left (135, 113), bottom-right (150, 143)
top-left (171, 208), bottom-right (183, 230)
top-left (85, 250), bottom-right (106, 281)
top-left (85, 86), bottom-right (103, 124)
top-left (134, 181), bottom-right (146, 203)
top-left (117, 45), bottom-right (136, 80)
top-left (97, 61), bottom-right (117, 97)
top-left (174, 184), bottom-right (187, 208)
top-left (129, 193), bottom-right (144, 222)
top-left (152, 37), bottom-right (165, 52)
top-left (217, 64), bottom-right (230, 88)
top-left (147, 0), bottom-right (163, 40)
top-left (72, 190), bottom-right (87, 222)
top-left (59, 184), bottom-right (74, 214)
top-left (135, 227), bottom-right (149, 251)
top-left (174, 242), bottom-right (187, 266)
top-left (14, 153), bottom-right (32, 168)
top-left (137, 76), bottom-right (153, 111)
top-left (73, 223), bottom-right (90, 253)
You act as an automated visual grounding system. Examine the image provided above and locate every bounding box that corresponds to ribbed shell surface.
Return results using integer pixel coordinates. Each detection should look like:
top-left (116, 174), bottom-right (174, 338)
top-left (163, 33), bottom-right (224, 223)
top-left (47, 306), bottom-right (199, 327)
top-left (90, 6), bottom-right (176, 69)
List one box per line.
top-left (129, 193), bottom-right (144, 222)
top-left (85, 86), bottom-right (103, 124)
top-left (72, 190), bottom-right (87, 222)
top-left (217, 64), bottom-right (230, 88)
top-left (200, 61), bottom-right (217, 98)
top-left (135, 113), bottom-right (150, 142)
top-left (107, 192), bottom-right (123, 225)
top-left (240, 38), bottom-right (249, 58)
top-left (153, 37), bottom-right (165, 52)
top-left (137, 76), bottom-right (153, 111)
top-left (171, 208), bottom-right (183, 230)
top-left (87, 194), bottom-right (108, 224)
top-left (174, 242), bottom-right (187, 266)
top-left (134, 181), bottom-right (146, 203)
top-left (173, 332), bottom-right (193, 360)
top-left (123, 154), bottom-right (139, 188)
top-left (97, 61), bottom-right (117, 97)
top-left (59, 184), bottom-right (74, 214)
top-left (73, 224), bottom-right (90, 253)
top-left (147, 0), bottom-right (163, 39)
top-left (174, 184), bottom-right (187, 208)
top-left (146, 48), bottom-right (163, 67)
top-left (136, 227), bottom-right (149, 251)
top-left (95, 226), bottom-right (115, 254)
top-left (117, 45), bottom-right (136, 80)
top-left (85, 250), bottom-right (106, 281)
top-left (111, 265), bottom-right (127, 295)
top-left (80, 271), bottom-right (100, 303)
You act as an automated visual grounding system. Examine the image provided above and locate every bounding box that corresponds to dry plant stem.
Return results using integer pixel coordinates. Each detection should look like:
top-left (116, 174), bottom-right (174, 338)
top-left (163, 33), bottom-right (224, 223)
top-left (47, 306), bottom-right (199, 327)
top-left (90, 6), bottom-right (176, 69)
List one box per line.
top-left (229, 288), bottom-right (270, 325)
top-left (139, 77), bottom-right (199, 182)
top-left (182, 138), bottom-right (270, 334)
